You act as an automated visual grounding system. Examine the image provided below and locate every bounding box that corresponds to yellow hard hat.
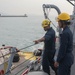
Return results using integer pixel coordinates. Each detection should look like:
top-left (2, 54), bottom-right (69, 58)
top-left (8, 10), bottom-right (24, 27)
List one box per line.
top-left (57, 13), bottom-right (70, 21)
top-left (42, 19), bottom-right (51, 28)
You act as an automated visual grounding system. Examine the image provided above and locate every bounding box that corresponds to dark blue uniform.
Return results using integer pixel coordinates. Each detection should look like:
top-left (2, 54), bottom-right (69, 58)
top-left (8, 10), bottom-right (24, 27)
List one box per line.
top-left (57, 26), bottom-right (74, 75)
top-left (42, 27), bottom-right (57, 75)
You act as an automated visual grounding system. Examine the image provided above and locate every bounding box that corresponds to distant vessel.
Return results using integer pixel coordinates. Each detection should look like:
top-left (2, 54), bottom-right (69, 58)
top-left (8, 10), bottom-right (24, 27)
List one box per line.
top-left (0, 14), bottom-right (28, 17)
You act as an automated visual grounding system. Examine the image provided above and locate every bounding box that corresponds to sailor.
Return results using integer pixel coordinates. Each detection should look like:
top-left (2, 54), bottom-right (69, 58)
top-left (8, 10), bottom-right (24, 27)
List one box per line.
top-left (54, 12), bottom-right (74, 75)
top-left (34, 19), bottom-right (57, 75)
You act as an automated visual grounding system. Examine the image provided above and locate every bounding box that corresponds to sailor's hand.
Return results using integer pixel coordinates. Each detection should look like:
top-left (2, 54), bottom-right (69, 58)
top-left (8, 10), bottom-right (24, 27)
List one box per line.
top-left (34, 40), bottom-right (39, 44)
top-left (54, 62), bottom-right (59, 68)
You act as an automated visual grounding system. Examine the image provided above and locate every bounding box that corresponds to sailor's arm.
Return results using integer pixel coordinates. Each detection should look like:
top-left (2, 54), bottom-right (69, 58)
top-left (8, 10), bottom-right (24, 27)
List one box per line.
top-left (34, 37), bottom-right (45, 44)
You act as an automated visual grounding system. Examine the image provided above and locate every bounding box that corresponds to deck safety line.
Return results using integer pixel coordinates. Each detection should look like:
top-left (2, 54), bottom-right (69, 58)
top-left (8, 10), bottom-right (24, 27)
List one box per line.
top-left (0, 43), bottom-right (37, 74)
top-left (0, 43), bottom-right (36, 58)
top-left (15, 56), bottom-right (41, 75)
top-left (14, 58), bottom-right (34, 75)
top-left (19, 43), bottom-right (36, 50)
top-left (48, 17), bottom-right (57, 28)
top-left (5, 55), bottom-right (35, 75)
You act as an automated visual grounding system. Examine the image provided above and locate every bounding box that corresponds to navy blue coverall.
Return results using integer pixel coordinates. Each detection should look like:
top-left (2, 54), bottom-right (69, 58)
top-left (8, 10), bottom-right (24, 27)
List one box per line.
top-left (42, 27), bottom-right (57, 75)
top-left (57, 26), bottom-right (74, 75)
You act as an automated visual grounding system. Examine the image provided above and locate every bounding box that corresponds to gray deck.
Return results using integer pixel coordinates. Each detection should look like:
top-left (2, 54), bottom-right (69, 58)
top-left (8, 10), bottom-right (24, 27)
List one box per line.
top-left (10, 56), bottom-right (31, 75)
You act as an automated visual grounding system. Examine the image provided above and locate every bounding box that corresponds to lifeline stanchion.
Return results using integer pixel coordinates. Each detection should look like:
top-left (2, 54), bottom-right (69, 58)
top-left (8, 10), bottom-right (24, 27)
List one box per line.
top-left (5, 47), bottom-right (17, 75)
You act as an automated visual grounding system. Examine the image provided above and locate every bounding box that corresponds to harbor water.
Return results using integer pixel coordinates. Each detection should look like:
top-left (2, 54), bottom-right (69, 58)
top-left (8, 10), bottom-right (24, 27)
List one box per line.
top-left (0, 15), bottom-right (58, 51)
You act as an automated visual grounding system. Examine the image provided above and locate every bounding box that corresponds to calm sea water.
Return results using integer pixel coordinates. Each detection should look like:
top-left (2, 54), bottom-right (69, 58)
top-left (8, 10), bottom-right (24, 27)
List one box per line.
top-left (0, 15), bottom-right (58, 51)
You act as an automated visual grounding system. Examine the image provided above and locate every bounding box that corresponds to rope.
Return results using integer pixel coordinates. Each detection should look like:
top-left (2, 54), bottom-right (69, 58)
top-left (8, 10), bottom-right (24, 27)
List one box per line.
top-left (5, 55), bottom-right (35, 75)
top-left (44, 8), bottom-right (57, 28)
top-left (15, 56), bottom-right (34, 75)
top-left (0, 43), bottom-right (37, 75)
top-left (48, 18), bottom-right (57, 28)
top-left (19, 43), bottom-right (36, 50)
top-left (0, 51), bottom-right (16, 58)
top-left (0, 43), bottom-right (36, 58)
top-left (15, 56), bottom-right (41, 75)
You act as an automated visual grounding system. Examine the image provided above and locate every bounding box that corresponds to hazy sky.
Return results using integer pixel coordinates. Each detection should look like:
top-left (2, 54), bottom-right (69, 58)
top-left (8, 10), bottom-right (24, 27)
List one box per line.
top-left (0, 0), bottom-right (74, 16)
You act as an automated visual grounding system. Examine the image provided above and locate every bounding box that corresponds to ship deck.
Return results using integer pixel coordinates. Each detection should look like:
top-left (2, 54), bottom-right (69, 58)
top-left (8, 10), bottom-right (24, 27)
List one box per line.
top-left (9, 45), bottom-right (75, 75)
top-left (11, 56), bottom-right (30, 75)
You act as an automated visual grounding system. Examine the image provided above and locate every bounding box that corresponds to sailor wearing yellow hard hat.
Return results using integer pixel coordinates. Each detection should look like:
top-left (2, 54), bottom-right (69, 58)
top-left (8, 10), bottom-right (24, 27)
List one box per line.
top-left (42, 19), bottom-right (51, 31)
top-left (34, 19), bottom-right (57, 75)
top-left (54, 13), bottom-right (74, 75)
